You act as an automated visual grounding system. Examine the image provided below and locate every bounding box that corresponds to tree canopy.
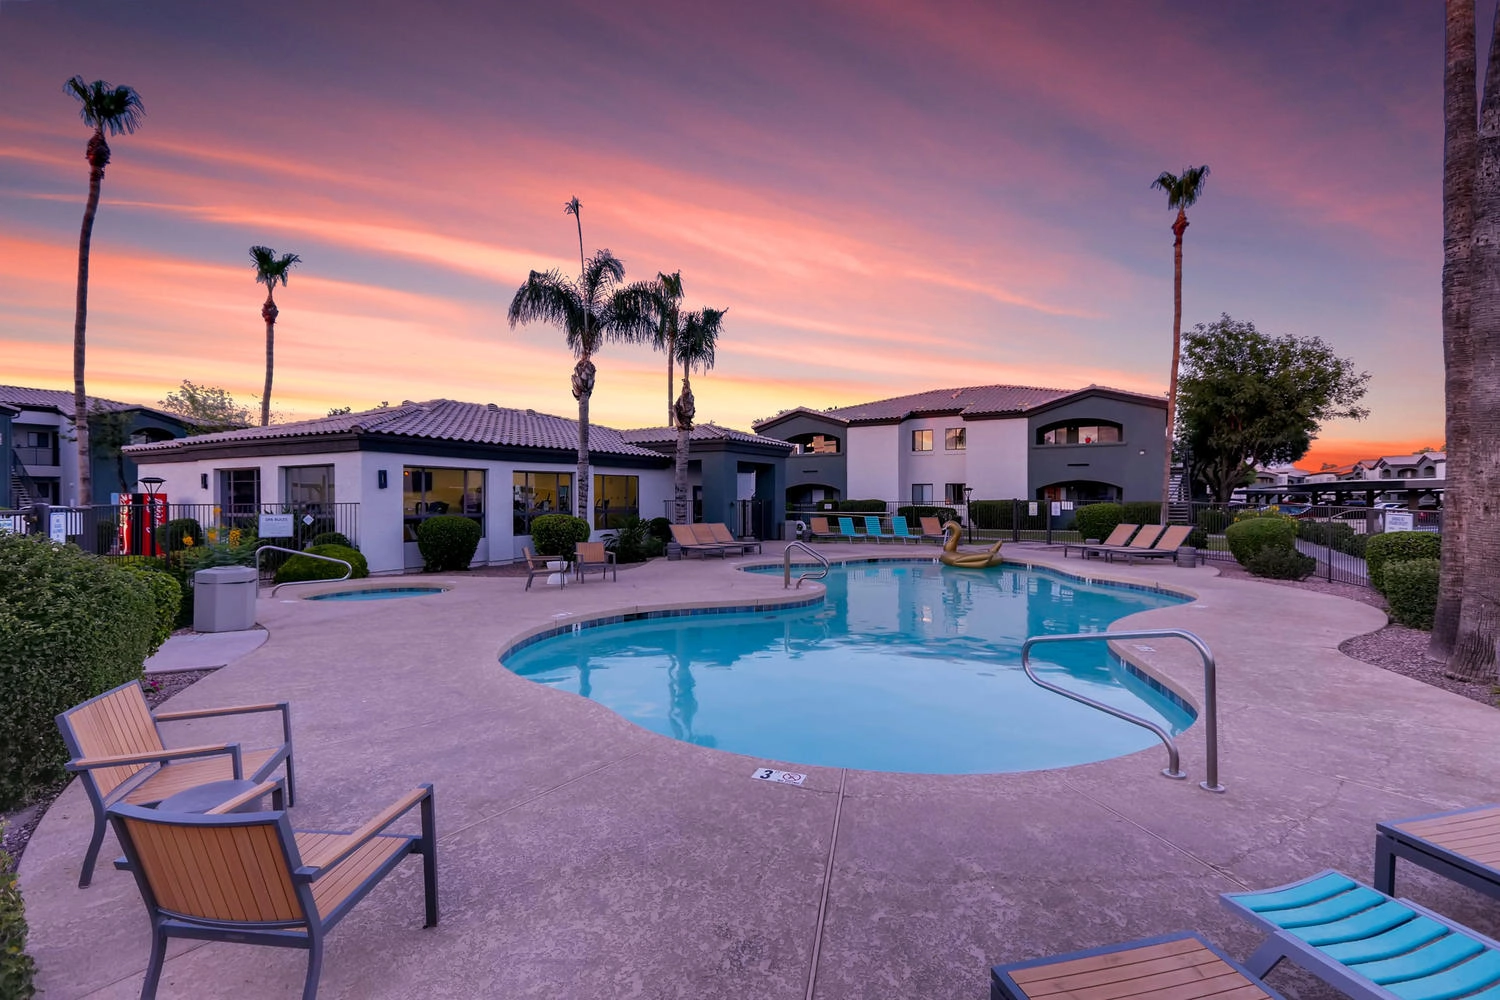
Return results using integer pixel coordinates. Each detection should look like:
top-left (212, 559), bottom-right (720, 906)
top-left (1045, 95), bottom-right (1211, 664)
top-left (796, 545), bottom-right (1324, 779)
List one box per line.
top-left (1177, 314), bottom-right (1370, 501)
top-left (158, 379), bottom-right (252, 434)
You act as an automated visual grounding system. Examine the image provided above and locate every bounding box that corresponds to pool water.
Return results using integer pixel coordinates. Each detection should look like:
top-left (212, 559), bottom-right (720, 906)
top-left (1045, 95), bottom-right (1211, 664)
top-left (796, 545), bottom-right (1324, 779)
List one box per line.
top-left (501, 562), bottom-right (1193, 774)
top-left (307, 587), bottom-right (447, 601)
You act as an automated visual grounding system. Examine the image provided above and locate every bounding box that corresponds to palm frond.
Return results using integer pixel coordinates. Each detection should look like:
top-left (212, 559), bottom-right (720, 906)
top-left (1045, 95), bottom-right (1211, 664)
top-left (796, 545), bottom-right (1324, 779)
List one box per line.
top-left (1151, 165), bottom-right (1210, 210)
top-left (608, 280), bottom-right (666, 345)
top-left (581, 249), bottom-right (626, 299)
top-left (677, 307), bottom-right (725, 374)
top-left (249, 246), bottom-right (301, 286)
top-left (564, 196), bottom-right (581, 218)
top-left (66, 76), bottom-right (145, 134)
top-left (509, 269), bottom-right (588, 353)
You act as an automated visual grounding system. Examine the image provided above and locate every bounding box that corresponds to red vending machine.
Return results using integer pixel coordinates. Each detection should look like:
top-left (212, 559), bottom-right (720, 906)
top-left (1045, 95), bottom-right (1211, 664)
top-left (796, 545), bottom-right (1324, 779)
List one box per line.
top-left (117, 493), bottom-right (168, 556)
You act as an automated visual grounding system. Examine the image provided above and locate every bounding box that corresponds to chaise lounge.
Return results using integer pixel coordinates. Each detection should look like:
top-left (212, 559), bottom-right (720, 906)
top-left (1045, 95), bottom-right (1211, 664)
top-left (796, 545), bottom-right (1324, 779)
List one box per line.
top-left (1062, 522), bottom-right (1138, 559)
top-left (670, 523), bottom-right (729, 558)
top-left (1376, 803), bottom-right (1500, 902)
top-left (1105, 524), bottom-right (1193, 564)
top-left (991, 931), bottom-right (1284, 1000)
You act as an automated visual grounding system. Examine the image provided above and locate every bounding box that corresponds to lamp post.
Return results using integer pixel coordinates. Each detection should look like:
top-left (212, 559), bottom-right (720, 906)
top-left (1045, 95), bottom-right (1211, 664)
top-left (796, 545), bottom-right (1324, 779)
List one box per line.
top-left (963, 486), bottom-right (974, 543)
top-left (139, 476), bottom-right (164, 557)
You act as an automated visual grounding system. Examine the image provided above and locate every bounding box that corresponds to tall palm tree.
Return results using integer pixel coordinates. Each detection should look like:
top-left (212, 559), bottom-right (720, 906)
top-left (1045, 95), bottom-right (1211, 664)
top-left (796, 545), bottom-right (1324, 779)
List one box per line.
top-left (509, 248), bottom-right (653, 522)
top-left (651, 272), bottom-right (685, 426)
top-left (672, 307), bottom-right (724, 524)
top-left (249, 246), bottom-right (301, 426)
top-left (66, 76), bottom-right (144, 506)
top-left (1150, 164), bottom-right (1209, 525)
top-left (1434, 0), bottom-right (1477, 665)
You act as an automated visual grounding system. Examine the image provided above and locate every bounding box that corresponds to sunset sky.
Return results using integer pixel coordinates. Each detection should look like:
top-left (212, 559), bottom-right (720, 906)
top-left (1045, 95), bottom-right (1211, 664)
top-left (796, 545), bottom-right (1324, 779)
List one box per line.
top-left (0, 0), bottom-right (1457, 469)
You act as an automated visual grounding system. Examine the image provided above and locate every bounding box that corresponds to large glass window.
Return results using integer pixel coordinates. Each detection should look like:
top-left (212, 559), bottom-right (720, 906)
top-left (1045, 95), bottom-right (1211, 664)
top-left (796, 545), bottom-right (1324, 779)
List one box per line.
top-left (912, 429), bottom-right (933, 452)
top-left (513, 471), bottom-right (572, 535)
top-left (15, 428), bottom-right (57, 465)
top-left (405, 467), bottom-right (484, 541)
top-left (593, 474), bottom-right (639, 529)
top-left (788, 432), bottom-right (840, 455)
top-left (217, 468), bottom-right (261, 515)
top-left (945, 483), bottom-right (967, 505)
top-left (285, 465), bottom-right (334, 507)
top-left (912, 483), bottom-right (933, 504)
top-left (945, 428), bottom-right (966, 451)
top-left (1036, 421), bottom-right (1123, 445)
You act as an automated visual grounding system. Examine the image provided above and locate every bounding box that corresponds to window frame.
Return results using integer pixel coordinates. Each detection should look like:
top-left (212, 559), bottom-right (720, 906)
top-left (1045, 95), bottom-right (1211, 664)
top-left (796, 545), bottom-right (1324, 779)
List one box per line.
top-left (912, 429), bottom-right (933, 452)
top-left (945, 427), bottom-right (966, 451)
top-left (1035, 420), bottom-right (1124, 446)
top-left (404, 466), bottom-right (485, 540)
top-left (944, 483), bottom-right (967, 505)
top-left (911, 483), bottom-right (933, 504)
top-left (592, 473), bottom-right (640, 529)
top-left (283, 464), bottom-right (335, 507)
top-left (512, 471), bottom-right (573, 535)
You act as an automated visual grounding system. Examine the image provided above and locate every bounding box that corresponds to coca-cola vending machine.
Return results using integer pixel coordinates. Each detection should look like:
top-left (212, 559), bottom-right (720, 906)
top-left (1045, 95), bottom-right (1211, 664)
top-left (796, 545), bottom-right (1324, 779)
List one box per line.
top-left (118, 493), bottom-right (168, 556)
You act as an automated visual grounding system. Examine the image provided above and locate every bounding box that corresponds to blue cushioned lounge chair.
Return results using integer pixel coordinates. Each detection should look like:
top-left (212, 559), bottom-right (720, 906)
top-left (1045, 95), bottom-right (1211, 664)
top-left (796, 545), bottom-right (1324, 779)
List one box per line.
top-left (890, 515), bottom-right (917, 543)
top-left (863, 515), bottom-right (891, 543)
top-left (838, 516), bottom-right (860, 542)
top-left (1223, 869), bottom-right (1500, 1000)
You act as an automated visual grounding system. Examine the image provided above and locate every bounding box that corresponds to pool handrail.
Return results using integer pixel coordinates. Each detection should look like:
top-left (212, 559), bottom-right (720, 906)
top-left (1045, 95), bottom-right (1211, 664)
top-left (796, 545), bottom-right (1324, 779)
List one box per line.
top-left (1019, 628), bottom-right (1224, 793)
top-left (256, 544), bottom-right (353, 596)
top-left (783, 541), bottom-right (830, 589)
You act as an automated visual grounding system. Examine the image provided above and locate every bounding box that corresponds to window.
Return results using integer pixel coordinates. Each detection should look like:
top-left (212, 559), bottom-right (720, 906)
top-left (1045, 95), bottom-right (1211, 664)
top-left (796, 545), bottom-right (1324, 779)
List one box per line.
top-left (405, 467), bottom-right (484, 541)
top-left (945, 428), bottom-right (966, 451)
top-left (593, 474), bottom-right (639, 529)
top-left (912, 429), bottom-right (933, 452)
top-left (217, 469), bottom-right (261, 514)
top-left (513, 471), bottom-right (571, 534)
top-left (912, 483), bottom-right (933, 504)
top-left (789, 433), bottom-right (840, 455)
top-left (15, 429), bottom-right (56, 465)
top-left (1036, 421), bottom-right (1123, 445)
top-left (284, 465), bottom-right (334, 506)
top-left (1423, 467), bottom-right (1436, 478)
top-left (945, 483), bottom-right (967, 505)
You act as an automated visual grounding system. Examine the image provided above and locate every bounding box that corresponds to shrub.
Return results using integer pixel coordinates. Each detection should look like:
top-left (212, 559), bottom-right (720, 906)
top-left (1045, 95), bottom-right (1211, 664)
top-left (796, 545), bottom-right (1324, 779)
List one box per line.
top-left (0, 534), bottom-right (155, 808)
top-left (1385, 558), bottom-right (1439, 631)
top-left (0, 841), bottom-right (34, 1000)
top-left (1120, 501), bottom-right (1164, 526)
top-left (836, 499), bottom-right (888, 513)
top-left (968, 500), bottom-right (1015, 530)
top-left (1366, 531), bottom-right (1442, 593)
top-left (414, 516), bottom-right (482, 571)
top-left (1196, 507), bottom-right (1233, 535)
top-left (122, 565), bottom-right (183, 656)
top-left (274, 544), bottom-right (369, 584)
top-left (164, 517), bottom-right (203, 552)
top-left (605, 516), bottom-right (656, 564)
top-left (1233, 506), bottom-right (1295, 524)
top-left (529, 514), bottom-right (591, 559)
top-left (309, 531), bottom-right (354, 550)
top-left (896, 505), bottom-right (959, 527)
top-left (1073, 503), bottom-right (1123, 543)
top-left (647, 517), bottom-right (672, 544)
top-left (1224, 516), bottom-right (1298, 566)
top-left (1245, 546), bottom-right (1317, 580)
top-left (1185, 526), bottom-right (1208, 549)
top-left (1296, 521), bottom-right (1368, 558)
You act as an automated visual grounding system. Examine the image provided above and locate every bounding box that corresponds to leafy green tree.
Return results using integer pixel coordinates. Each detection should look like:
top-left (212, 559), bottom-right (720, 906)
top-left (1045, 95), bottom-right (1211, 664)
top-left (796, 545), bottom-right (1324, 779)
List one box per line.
top-left (250, 246), bottom-right (302, 427)
top-left (671, 307), bottom-right (725, 523)
top-left (66, 76), bottom-right (145, 505)
top-left (1150, 164), bottom-right (1210, 522)
top-left (1176, 314), bottom-right (1370, 502)
top-left (158, 379), bottom-right (252, 433)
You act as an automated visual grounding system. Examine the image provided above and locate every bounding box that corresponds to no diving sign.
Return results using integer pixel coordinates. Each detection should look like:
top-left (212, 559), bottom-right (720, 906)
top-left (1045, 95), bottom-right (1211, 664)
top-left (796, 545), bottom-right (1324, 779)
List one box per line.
top-left (752, 767), bottom-right (806, 787)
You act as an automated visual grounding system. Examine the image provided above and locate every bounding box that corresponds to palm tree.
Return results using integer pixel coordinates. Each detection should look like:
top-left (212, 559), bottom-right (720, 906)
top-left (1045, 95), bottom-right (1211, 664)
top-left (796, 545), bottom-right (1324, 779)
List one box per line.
top-left (1434, 0), bottom-right (1477, 665)
top-left (1150, 164), bottom-right (1210, 525)
top-left (651, 272), bottom-right (685, 426)
top-left (249, 246), bottom-right (301, 427)
top-left (65, 76), bottom-right (144, 506)
top-left (509, 245), bottom-right (653, 522)
top-left (671, 307), bottom-right (724, 524)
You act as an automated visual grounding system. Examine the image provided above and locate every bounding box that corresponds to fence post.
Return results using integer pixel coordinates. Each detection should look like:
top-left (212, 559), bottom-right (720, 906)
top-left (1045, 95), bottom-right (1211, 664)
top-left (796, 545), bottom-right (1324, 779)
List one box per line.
top-left (1046, 503), bottom-right (1053, 545)
top-left (1012, 499), bottom-right (1020, 543)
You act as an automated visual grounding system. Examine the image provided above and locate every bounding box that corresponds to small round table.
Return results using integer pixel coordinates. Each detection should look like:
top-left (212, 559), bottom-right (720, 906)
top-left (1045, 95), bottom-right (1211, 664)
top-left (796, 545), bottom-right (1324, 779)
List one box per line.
top-left (158, 779), bottom-right (269, 814)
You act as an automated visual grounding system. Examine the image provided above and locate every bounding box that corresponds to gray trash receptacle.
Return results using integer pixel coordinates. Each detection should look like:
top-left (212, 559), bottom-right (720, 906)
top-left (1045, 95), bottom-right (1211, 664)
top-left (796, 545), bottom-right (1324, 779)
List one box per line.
top-left (193, 565), bottom-right (258, 632)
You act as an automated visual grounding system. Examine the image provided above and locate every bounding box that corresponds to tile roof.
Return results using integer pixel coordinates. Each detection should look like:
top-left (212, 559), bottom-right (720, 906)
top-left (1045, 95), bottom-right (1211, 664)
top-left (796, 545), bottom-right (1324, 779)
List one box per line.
top-left (122, 399), bottom-right (666, 459)
top-left (757, 383), bottom-right (1165, 427)
top-left (620, 423), bottom-right (795, 449)
top-left (0, 385), bottom-right (168, 417)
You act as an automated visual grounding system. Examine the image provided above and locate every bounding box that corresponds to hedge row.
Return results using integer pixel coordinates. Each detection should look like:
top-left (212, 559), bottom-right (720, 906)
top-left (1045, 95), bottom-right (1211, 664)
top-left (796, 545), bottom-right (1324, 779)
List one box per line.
top-left (1366, 532), bottom-right (1441, 593)
top-left (0, 841), bottom-right (33, 999)
top-left (1385, 558), bottom-right (1439, 630)
top-left (895, 505), bottom-right (959, 527)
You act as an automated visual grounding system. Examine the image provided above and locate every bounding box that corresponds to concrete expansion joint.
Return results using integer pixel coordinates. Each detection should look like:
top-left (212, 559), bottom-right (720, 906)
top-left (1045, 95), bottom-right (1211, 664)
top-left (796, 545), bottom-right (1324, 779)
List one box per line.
top-left (804, 768), bottom-right (848, 1000)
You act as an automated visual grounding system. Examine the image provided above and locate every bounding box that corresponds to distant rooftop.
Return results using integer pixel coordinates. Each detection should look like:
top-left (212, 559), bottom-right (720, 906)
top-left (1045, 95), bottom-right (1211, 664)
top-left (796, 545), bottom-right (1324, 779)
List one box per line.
top-left (753, 383), bottom-right (1165, 429)
top-left (621, 423), bottom-right (794, 449)
top-left (0, 385), bottom-right (179, 420)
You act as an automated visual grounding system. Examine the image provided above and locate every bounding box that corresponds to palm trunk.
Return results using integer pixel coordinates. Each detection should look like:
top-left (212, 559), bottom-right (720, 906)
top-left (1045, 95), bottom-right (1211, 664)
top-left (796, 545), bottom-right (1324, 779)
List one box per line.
top-left (72, 129), bottom-right (107, 508)
top-left (673, 376), bottom-right (694, 523)
top-left (667, 340), bottom-right (675, 428)
top-left (573, 354), bottom-right (596, 523)
top-left (1434, 0), bottom-right (1478, 662)
top-left (1160, 209), bottom-right (1188, 524)
top-left (261, 291), bottom-right (278, 427)
top-left (1449, 12), bottom-right (1500, 683)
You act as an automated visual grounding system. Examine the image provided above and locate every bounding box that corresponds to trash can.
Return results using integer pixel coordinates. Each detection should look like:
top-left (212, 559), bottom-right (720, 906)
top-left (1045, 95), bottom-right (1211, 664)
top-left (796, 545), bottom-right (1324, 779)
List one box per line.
top-left (1175, 546), bottom-right (1199, 568)
top-left (193, 565), bottom-right (258, 632)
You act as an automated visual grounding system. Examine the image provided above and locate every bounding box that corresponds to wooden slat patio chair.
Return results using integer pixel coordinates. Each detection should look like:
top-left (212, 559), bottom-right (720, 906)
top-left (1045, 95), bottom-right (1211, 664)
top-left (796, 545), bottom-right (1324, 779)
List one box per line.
top-left (523, 546), bottom-right (567, 590)
top-left (707, 522), bottom-right (761, 554)
top-left (689, 522), bottom-right (741, 555)
top-left (1062, 522), bottom-right (1138, 559)
top-left (991, 931), bottom-right (1284, 1000)
top-left (1106, 524), bottom-right (1194, 564)
top-left (56, 680), bottom-right (294, 888)
top-left (918, 516), bottom-right (945, 543)
top-left (109, 779), bottom-right (438, 1000)
top-left (807, 516), bottom-right (834, 541)
top-left (574, 540), bottom-right (617, 582)
top-left (670, 523), bottom-right (727, 558)
top-left (1376, 803), bottom-right (1500, 901)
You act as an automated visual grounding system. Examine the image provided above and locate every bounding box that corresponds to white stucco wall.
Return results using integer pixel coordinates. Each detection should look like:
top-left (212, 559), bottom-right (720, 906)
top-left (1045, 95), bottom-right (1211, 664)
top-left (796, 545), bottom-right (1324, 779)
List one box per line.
top-left (964, 418), bottom-right (1029, 499)
top-left (845, 425), bottom-right (900, 501)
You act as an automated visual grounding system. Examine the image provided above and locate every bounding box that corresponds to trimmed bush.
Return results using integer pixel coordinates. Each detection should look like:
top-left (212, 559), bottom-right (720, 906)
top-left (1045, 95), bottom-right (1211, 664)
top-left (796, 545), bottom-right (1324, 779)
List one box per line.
top-left (1120, 501), bottom-right (1163, 526)
top-left (416, 515), bottom-right (483, 571)
top-left (529, 514), bottom-right (591, 559)
top-left (836, 499), bottom-right (888, 513)
top-left (0, 534), bottom-right (155, 808)
top-left (1224, 516), bottom-right (1298, 566)
top-left (164, 517), bottom-right (203, 551)
top-left (647, 517), bottom-right (672, 543)
top-left (896, 505), bottom-right (960, 527)
top-left (122, 565), bottom-right (183, 656)
top-left (1245, 546), bottom-right (1317, 580)
top-left (1196, 507), bottom-right (1233, 535)
top-left (273, 544), bottom-right (369, 584)
top-left (309, 531), bottom-right (353, 550)
top-left (968, 500), bottom-right (1016, 530)
top-left (0, 841), bottom-right (34, 1000)
top-left (1385, 558), bottom-right (1439, 631)
top-left (1073, 503), bottom-right (1123, 543)
top-left (605, 516), bottom-right (656, 564)
top-left (1366, 531), bottom-right (1442, 593)
top-left (1185, 526), bottom-right (1208, 549)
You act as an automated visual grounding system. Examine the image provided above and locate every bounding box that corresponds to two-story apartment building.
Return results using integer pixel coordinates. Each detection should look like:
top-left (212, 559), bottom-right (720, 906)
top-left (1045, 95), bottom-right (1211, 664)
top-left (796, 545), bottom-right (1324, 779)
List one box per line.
top-left (753, 383), bottom-right (1167, 507)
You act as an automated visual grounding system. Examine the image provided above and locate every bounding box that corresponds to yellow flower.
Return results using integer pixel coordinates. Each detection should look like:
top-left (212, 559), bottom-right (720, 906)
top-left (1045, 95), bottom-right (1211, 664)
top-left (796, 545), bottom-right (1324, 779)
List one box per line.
top-left (228, 528), bottom-right (242, 547)
top-left (181, 536), bottom-right (195, 547)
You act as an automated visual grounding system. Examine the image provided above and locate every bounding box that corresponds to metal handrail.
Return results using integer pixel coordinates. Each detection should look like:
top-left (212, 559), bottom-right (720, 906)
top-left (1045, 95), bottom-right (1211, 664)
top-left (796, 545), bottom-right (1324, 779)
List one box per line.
top-left (783, 540), bottom-right (831, 589)
top-left (255, 544), bottom-right (353, 596)
top-left (1020, 628), bottom-right (1224, 793)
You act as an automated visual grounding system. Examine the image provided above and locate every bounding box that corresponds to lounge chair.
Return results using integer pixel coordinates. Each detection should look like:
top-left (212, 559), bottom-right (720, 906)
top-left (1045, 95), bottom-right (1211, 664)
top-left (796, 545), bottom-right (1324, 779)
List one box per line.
top-left (991, 931), bottom-right (1285, 1000)
top-left (109, 778), bottom-right (437, 1000)
top-left (1062, 522), bottom-right (1138, 559)
top-left (808, 516), bottom-right (834, 541)
top-left (1105, 524), bottom-right (1193, 564)
top-left (574, 540), bottom-right (616, 582)
top-left (707, 522), bottom-right (761, 554)
top-left (919, 516), bottom-right (945, 543)
top-left (690, 522), bottom-right (742, 555)
top-left (837, 516), bottom-right (861, 542)
top-left (1376, 803), bottom-right (1500, 902)
top-left (523, 546), bottom-right (568, 590)
top-left (890, 515), bottom-right (918, 543)
top-left (863, 515), bottom-right (891, 543)
top-left (1223, 869), bottom-right (1500, 1000)
top-left (1087, 524), bottom-right (1165, 561)
top-left (56, 680), bottom-right (294, 888)
top-left (670, 523), bottom-right (727, 558)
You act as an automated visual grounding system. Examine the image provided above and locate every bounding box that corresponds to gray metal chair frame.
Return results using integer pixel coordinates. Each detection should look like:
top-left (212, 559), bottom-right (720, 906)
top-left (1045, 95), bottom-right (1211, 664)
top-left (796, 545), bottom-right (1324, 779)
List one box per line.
top-left (574, 541), bottom-right (617, 582)
top-left (109, 780), bottom-right (438, 1000)
top-left (1376, 804), bottom-right (1500, 901)
top-left (56, 679), bottom-right (294, 888)
top-left (523, 546), bottom-right (568, 590)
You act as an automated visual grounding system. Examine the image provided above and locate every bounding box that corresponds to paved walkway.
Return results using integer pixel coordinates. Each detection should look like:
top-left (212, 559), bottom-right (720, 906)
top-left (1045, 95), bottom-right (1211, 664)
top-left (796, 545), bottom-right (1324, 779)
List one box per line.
top-left (143, 627), bottom-right (268, 674)
top-left (20, 544), bottom-right (1500, 999)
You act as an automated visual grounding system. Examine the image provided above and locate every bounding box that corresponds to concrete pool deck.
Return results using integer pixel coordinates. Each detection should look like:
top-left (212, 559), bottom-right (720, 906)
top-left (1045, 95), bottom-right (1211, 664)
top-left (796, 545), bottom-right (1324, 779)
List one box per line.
top-left (19, 543), bottom-right (1500, 999)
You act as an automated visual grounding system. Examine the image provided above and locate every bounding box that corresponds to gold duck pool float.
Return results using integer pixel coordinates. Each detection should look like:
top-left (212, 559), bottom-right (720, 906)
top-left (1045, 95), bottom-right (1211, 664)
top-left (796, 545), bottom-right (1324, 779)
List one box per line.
top-left (938, 520), bottom-right (1005, 568)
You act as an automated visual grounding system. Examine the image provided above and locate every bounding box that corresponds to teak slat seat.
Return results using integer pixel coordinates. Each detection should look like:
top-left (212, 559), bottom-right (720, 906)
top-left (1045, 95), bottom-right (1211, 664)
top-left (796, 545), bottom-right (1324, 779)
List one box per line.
top-left (573, 540), bottom-right (617, 582)
top-left (807, 516), bottom-right (834, 541)
top-left (992, 932), bottom-right (1283, 1000)
top-left (56, 680), bottom-right (294, 888)
top-left (1377, 804), bottom-right (1500, 901)
top-left (1105, 524), bottom-right (1195, 564)
top-left (670, 522), bottom-right (728, 558)
top-left (110, 779), bottom-right (438, 1000)
top-left (919, 516), bottom-right (945, 543)
top-left (690, 522), bottom-right (741, 554)
top-left (1063, 523), bottom-right (1139, 559)
top-left (707, 522), bottom-right (761, 554)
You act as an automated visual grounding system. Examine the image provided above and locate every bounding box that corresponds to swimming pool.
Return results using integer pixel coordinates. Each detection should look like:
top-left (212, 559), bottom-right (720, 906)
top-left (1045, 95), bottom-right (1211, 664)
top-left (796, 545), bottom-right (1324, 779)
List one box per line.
top-left (501, 561), bottom-right (1193, 774)
top-left (307, 586), bottom-right (448, 601)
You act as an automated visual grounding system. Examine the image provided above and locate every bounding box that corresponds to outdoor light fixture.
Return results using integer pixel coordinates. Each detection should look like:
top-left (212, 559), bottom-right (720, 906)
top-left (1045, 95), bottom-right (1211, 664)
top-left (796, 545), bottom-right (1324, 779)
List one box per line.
top-left (378, 469), bottom-right (389, 489)
top-left (200, 473), bottom-right (209, 489)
